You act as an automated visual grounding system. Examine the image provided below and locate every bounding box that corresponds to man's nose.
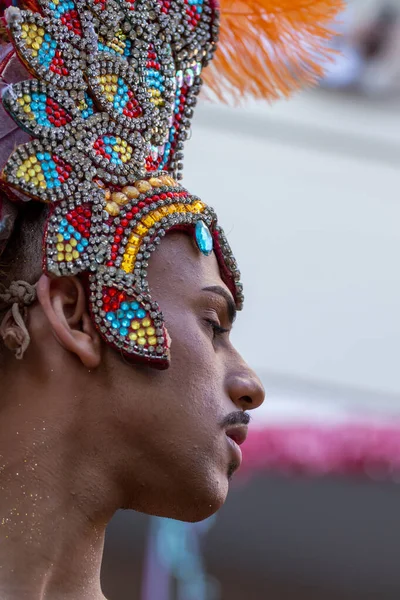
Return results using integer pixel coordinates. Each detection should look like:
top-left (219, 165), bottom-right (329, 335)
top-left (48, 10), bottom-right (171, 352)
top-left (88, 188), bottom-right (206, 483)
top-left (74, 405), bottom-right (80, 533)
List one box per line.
top-left (228, 363), bottom-right (265, 412)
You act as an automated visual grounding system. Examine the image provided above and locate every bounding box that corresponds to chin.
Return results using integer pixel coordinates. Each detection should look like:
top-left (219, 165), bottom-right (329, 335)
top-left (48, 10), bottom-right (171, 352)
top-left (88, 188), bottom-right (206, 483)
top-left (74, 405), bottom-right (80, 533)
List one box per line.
top-left (137, 470), bottom-right (229, 523)
top-left (169, 472), bottom-right (229, 523)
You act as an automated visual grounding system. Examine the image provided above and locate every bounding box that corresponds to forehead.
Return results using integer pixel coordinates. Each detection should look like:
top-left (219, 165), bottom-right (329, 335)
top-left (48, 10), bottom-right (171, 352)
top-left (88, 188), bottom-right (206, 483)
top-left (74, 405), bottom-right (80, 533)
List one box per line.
top-left (147, 231), bottom-right (229, 305)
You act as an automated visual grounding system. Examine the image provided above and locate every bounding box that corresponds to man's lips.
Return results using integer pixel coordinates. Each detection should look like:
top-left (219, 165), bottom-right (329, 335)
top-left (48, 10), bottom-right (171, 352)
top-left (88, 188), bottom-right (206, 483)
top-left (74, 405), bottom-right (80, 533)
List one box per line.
top-left (225, 425), bottom-right (248, 446)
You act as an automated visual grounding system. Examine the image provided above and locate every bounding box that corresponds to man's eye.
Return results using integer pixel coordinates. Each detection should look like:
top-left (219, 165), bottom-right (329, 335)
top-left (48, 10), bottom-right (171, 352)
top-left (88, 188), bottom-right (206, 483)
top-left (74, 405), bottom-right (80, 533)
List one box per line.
top-left (205, 319), bottom-right (229, 338)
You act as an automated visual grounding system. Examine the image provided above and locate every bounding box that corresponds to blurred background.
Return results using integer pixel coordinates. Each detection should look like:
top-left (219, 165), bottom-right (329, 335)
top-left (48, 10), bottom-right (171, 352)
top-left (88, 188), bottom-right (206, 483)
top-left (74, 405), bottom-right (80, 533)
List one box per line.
top-left (102, 0), bottom-right (400, 597)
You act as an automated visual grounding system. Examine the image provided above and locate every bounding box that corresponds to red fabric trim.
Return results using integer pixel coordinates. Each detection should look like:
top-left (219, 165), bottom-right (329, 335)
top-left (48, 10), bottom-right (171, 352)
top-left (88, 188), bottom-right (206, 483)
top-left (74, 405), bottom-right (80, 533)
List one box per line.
top-left (239, 424), bottom-right (400, 479)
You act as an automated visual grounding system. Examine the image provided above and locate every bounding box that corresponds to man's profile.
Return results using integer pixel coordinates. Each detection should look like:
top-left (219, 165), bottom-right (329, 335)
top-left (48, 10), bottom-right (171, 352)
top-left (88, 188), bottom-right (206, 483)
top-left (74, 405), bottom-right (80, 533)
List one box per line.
top-left (0, 0), bottom-right (342, 597)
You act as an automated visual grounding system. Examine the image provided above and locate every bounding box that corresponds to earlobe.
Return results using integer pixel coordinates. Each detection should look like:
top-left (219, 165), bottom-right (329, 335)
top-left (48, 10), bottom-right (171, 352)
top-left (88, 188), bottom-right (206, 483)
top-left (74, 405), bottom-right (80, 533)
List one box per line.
top-left (36, 274), bottom-right (101, 369)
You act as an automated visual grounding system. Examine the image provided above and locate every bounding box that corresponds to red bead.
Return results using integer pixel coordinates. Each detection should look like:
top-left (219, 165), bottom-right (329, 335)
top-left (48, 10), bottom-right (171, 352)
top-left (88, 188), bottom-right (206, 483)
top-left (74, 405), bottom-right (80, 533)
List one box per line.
top-left (121, 219), bottom-right (128, 227)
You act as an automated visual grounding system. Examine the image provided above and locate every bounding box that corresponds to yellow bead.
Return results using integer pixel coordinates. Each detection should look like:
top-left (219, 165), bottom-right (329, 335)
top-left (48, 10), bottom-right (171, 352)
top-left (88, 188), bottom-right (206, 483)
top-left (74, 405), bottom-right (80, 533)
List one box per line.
top-left (142, 318), bottom-right (151, 327)
top-left (57, 252), bottom-right (64, 262)
top-left (65, 253), bottom-right (73, 262)
top-left (137, 329), bottom-right (146, 337)
top-left (137, 338), bottom-right (146, 346)
top-left (38, 27), bottom-right (45, 36)
top-left (148, 337), bottom-right (158, 346)
top-left (146, 327), bottom-right (155, 336)
top-left (23, 94), bottom-right (31, 103)
top-left (70, 238), bottom-right (77, 247)
top-left (150, 210), bottom-right (162, 221)
top-left (31, 51), bottom-right (38, 58)
top-left (129, 332), bottom-right (137, 342)
top-left (135, 224), bottom-right (147, 236)
top-left (39, 181), bottom-right (46, 189)
top-left (23, 106), bottom-right (31, 114)
top-left (192, 201), bottom-right (205, 213)
top-left (121, 261), bottom-right (133, 273)
top-left (30, 155), bottom-right (37, 164)
top-left (105, 202), bottom-right (120, 216)
top-left (149, 177), bottom-right (162, 187)
top-left (16, 170), bottom-right (23, 178)
top-left (65, 244), bottom-right (72, 253)
top-left (126, 245), bottom-right (137, 256)
top-left (128, 233), bottom-right (140, 246)
top-left (142, 215), bottom-right (155, 227)
top-left (56, 243), bottom-right (64, 252)
top-left (160, 175), bottom-right (175, 186)
top-left (125, 153), bottom-right (132, 160)
top-left (34, 164), bottom-right (41, 172)
top-left (72, 250), bottom-right (79, 259)
top-left (31, 42), bottom-right (40, 50)
top-left (37, 173), bottom-right (44, 181)
top-left (121, 140), bottom-right (127, 148)
top-left (57, 234), bottom-right (64, 243)
top-left (22, 23), bottom-right (29, 31)
top-left (135, 180), bottom-right (152, 193)
top-left (131, 321), bottom-right (140, 330)
top-left (31, 178), bottom-right (39, 186)
top-left (111, 191), bottom-right (129, 206)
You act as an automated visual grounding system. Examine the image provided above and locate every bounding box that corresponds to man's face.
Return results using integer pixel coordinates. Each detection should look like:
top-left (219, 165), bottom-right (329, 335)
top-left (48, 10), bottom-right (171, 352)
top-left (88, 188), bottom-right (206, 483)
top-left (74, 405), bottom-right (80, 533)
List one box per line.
top-left (103, 231), bottom-right (265, 522)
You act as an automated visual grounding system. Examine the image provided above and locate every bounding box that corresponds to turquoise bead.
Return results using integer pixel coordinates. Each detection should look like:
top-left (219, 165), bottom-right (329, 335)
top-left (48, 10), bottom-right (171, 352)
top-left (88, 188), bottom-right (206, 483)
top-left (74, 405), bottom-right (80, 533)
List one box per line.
top-left (195, 220), bottom-right (213, 256)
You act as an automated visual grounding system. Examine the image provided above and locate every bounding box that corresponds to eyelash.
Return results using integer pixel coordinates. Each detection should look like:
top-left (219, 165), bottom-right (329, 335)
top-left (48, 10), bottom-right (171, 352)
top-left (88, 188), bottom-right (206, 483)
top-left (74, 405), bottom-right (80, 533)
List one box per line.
top-left (206, 319), bottom-right (229, 338)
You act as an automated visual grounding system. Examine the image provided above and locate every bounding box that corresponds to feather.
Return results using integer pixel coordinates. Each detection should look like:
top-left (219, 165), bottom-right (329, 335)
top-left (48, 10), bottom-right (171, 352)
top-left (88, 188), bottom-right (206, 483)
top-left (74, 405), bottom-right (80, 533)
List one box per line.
top-left (203, 0), bottom-right (345, 103)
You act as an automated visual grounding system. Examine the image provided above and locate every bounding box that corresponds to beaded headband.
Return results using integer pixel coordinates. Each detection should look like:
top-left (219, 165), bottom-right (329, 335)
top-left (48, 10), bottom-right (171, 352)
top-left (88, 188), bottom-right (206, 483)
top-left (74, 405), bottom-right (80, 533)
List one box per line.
top-left (1, 0), bottom-right (343, 368)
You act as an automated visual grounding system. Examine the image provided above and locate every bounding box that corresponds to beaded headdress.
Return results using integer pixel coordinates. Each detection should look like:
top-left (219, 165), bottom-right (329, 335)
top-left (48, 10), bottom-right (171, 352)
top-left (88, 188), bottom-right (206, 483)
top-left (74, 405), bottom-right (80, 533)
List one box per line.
top-left (0, 0), bottom-right (343, 368)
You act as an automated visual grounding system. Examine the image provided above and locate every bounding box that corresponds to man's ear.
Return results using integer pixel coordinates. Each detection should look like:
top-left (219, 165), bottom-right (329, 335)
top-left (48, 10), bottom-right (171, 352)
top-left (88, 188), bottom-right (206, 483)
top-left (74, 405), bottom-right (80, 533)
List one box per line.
top-left (36, 274), bottom-right (101, 369)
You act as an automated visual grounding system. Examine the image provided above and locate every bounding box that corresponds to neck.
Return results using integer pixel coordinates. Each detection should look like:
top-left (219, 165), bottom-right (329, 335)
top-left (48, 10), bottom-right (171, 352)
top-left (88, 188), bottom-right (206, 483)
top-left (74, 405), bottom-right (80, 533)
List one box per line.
top-left (0, 369), bottom-right (116, 600)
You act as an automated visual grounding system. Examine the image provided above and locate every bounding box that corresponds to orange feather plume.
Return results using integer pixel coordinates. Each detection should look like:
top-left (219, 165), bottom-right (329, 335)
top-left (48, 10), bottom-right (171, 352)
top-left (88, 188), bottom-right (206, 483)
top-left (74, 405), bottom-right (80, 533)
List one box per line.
top-left (203, 0), bottom-right (345, 103)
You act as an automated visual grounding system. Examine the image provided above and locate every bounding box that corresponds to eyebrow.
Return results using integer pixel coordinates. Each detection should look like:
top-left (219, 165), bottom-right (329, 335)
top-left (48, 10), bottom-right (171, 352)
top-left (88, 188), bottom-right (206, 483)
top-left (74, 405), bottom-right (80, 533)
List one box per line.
top-left (202, 285), bottom-right (237, 325)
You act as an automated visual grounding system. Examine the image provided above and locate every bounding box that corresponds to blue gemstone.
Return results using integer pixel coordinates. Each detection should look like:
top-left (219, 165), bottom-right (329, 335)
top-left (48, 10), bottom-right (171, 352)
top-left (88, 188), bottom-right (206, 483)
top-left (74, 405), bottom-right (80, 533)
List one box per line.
top-left (195, 220), bottom-right (213, 256)
top-left (121, 302), bottom-right (130, 311)
top-left (136, 308), bottom-right (146, 319)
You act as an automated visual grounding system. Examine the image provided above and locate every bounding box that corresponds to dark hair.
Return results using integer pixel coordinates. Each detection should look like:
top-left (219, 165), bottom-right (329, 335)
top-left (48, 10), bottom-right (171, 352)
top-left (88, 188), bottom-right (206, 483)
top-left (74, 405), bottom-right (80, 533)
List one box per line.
top-left (0, 199), bottom-right (47, 291)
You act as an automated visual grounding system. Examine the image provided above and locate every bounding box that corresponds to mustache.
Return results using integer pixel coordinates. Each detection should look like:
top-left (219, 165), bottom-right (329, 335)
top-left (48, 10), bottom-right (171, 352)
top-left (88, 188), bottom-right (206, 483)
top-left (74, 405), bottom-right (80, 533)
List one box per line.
top-left (221, 411), bottom-right (251, 428)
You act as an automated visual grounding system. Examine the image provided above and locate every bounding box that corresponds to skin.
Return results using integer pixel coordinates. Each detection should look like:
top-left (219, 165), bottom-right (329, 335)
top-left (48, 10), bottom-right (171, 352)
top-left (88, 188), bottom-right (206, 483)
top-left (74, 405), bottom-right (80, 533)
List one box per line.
top-left (0, 231), bottom-right (264, 600)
